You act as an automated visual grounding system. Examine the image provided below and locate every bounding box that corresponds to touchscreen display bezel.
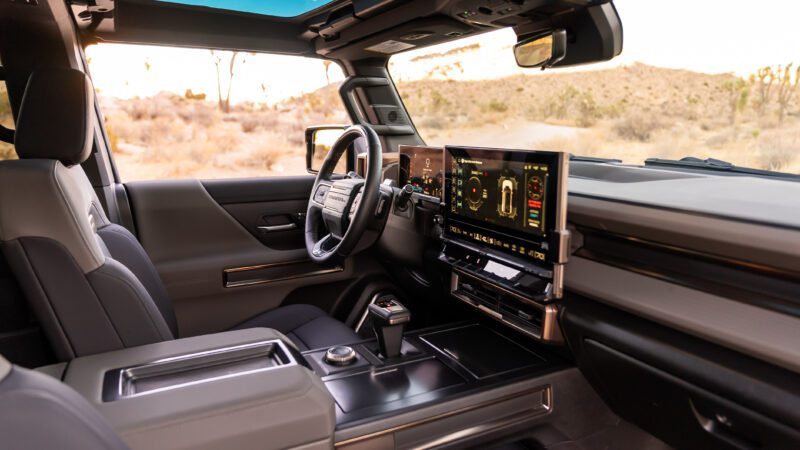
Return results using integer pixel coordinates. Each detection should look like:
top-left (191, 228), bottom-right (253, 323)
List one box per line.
top-left (398, 145), bottom-right (445, 200)
top-left (443, 146), bottom-right (567, 265)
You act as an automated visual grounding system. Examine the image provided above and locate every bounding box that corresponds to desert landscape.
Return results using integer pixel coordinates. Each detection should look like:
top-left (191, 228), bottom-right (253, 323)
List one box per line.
top-left (2, 55), bottom-right (799, 179)
top-left (400, 62), bottom-right (800, 174)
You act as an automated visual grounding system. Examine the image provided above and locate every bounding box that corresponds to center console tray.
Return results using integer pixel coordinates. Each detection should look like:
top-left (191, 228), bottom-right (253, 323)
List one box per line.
top-left (419, 324), bottom-right (547, 379)
top-left (103, 340), bottom-right (295, 401)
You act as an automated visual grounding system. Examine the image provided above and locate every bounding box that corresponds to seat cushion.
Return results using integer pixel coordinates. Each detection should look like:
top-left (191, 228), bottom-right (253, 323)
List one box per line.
top-left (230, 304), bottom-right (360, 351)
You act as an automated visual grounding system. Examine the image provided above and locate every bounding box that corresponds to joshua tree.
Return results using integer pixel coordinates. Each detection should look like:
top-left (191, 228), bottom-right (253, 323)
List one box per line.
top-left (749, 66), bottom-right (774, 115)
top-left (211, 50), bottom-right (241, 113)
top-left (323, 60), bottom-right (332, 85)
top-left (775, 63), bottom-right (800, 123)
top-left (722, 77), bottom-right (750, 125)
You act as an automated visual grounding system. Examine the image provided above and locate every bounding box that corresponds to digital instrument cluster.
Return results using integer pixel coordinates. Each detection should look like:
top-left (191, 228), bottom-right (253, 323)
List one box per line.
top-left (399, 145), bottom-right (444, 198)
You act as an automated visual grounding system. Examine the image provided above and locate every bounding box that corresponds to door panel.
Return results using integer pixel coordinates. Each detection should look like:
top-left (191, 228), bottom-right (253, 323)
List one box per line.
top-left (125, 176), bottom-right (383, 337)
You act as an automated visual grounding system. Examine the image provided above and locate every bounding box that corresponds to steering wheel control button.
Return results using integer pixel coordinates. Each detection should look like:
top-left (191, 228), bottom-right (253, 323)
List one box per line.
top-left (324, 345), bottom-right (357, 366)
top-left (314, 185), bottom-right (330, 203)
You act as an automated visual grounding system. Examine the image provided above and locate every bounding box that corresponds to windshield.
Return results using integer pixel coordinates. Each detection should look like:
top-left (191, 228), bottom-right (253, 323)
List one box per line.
top-left (389, 0), bottom-right (800, 175)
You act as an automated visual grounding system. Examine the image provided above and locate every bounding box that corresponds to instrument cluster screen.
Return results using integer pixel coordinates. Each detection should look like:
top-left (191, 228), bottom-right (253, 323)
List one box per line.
top-left (399, 145), bottom-right (444, 198)
top-left (444, 146), bottom-right (566, 263)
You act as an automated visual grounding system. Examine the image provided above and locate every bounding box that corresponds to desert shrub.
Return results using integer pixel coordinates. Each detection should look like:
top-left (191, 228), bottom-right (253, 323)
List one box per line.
top-left (757, 129), bottom-right (799, 171)
top-left (105, 122), bottom-right (120, 153)
top-left (576, 91), bottom-right (599, 127)
top-left (178, 105), bottom-right (216, 127)
top-left (184, 89), bottom-right (206, 101)
top-left (417, 116), bottom-right (447, 130)
top-left (240, 117), bottom-right (261, 133)
top-left (248, 144), bottom-right (281, 170)
top-left (486, 100), bottom-right (509, 113)
top-left (429, 89), bottom-right (450, 111)
top-left (613, 113), bottom-right (665, 142)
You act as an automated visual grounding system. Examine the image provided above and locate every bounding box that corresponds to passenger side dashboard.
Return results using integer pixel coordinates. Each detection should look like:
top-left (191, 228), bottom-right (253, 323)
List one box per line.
top-left (562, 162), bottom-right (800, 449)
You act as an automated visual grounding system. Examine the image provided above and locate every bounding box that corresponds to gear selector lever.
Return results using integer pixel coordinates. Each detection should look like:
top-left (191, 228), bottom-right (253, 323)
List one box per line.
top-left (369, 296), bottom-right (410, 359)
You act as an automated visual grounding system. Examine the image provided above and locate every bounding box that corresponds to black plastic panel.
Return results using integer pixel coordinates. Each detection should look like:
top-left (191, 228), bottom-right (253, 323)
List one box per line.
top-left (419, 325), bottom-right (547, 379)
top-left (562, 296), bottom-right (800, 450)
top-left (583, 339), bottom-right (800, 449)
top-left (325, 358), bottom-right (465, 412)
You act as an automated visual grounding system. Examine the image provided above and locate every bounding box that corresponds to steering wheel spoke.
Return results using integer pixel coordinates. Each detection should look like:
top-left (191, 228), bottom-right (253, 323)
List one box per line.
top-left (312, 234), bottom-right (339, 258)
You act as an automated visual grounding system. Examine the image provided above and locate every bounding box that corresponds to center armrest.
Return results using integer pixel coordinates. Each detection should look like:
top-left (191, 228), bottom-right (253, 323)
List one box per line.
top-left (64, 328), bottom-right (335, 450)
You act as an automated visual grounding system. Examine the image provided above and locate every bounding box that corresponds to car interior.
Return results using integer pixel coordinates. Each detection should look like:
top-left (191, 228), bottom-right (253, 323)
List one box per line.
top-left (0, 0), bottom-right (799, 449)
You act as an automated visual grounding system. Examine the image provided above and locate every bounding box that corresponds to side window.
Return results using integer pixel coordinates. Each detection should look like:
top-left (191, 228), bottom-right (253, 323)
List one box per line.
top-left (0, 76), bottom-right (15, 160)
top-left (85, 44), bottom-right (349, 181)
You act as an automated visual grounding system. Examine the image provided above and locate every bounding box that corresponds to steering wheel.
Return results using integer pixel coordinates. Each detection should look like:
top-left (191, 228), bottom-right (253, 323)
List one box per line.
top-left (305, 125), bottom-right (383, 264)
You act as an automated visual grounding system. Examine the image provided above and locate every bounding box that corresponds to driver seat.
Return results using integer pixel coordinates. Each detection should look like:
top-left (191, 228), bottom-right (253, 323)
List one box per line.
top-left (0, 68), bottom-right (360, 360)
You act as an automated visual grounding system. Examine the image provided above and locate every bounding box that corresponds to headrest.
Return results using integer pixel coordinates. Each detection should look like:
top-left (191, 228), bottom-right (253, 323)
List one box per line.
top-left (14, 68), bottom-right (95, 167)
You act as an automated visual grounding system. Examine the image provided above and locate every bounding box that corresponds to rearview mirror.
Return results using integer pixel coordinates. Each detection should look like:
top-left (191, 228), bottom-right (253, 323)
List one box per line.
top-left (514, 29), bottom-right (567, 69)
top-left (305, 125), bottom-right (349, 174)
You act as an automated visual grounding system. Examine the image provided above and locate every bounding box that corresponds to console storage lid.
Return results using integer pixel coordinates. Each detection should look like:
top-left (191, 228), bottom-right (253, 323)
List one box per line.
top-left (63, 328), bottom-right (335, 450)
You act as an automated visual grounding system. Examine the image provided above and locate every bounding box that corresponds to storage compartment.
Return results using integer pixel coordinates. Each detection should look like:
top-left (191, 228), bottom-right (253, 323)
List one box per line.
top-left (419, 324), bottom-right (547, 379)
top-left (325, 358), bottom-right (464, 412)
top-left (103, 340), bottom-right (295, 401)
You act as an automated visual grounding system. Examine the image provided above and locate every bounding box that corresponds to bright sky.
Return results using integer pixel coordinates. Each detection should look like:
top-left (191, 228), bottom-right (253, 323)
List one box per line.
top-left (86, 0), bottom-right (800, 103)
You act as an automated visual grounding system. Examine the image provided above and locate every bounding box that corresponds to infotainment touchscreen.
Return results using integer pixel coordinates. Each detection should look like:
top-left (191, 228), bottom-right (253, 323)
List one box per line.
top-left (444, 146), bottom-right (567, 264)
top-left (399, 145), bottom-right (444, 198)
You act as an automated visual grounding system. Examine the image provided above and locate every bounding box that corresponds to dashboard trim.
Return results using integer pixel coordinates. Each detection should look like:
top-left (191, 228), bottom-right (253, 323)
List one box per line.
top-left (566, 256), bottom-right (800, 374)
top-left (567, 195), bottom-right (800, 273)
top-left (569, 191), bottom-right (800, 233)
top-left (575, 227), bottom-right (800, 317)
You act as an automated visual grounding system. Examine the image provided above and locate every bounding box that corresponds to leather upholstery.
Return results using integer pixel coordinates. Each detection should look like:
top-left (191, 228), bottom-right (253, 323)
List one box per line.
top-left (97, 223), bottom-right (178, 336)
top-left (14, 68), bottom-right (95, 166)
top-left (0, 161), bottom-right (108, 273)
top-left (0, 356), bottom-right (129, 450)
top-left (0, 69), bottom-right (359, 360)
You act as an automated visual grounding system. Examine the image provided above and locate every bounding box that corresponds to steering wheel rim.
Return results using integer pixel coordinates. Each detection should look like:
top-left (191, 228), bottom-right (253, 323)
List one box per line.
top-left (305, 125), bottom-right (383, 264)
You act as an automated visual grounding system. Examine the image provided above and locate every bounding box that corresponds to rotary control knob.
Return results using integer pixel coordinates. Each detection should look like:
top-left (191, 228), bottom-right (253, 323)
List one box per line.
top-left (324, 345), bottom-right (357, 366)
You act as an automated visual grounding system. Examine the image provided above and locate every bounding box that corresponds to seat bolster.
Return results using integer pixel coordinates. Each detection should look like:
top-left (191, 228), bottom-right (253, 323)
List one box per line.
top-left (97, 223), bottom-right (178, 337)
top-left (87, 259), bottom-right (175, 346)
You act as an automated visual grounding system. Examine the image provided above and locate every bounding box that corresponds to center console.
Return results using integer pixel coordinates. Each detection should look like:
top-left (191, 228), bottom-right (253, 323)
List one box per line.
top-left (303, 320), bottom-right (566, 448)
top-left (397, 144), bottom-right (570, 343)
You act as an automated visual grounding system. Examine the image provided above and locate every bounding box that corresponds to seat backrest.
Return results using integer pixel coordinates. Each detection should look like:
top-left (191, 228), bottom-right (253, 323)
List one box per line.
top-left (0, 355), bottom-right (129, 450)
top-left (0, 68), bottom-right (177, 361)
